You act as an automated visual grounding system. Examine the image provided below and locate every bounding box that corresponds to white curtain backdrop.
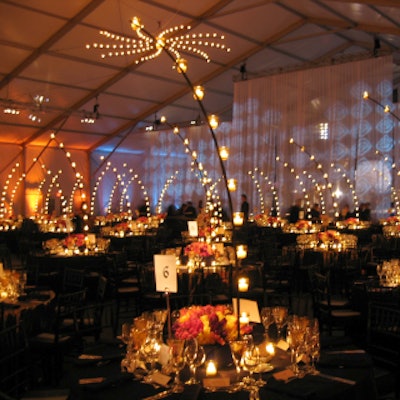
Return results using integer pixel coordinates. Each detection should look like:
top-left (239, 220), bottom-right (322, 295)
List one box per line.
top-left (228, 55), bottom-right (395, 221)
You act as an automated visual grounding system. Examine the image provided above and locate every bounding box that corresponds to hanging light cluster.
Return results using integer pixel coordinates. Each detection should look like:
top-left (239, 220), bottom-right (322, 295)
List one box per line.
top-left (86, 16), bottom-right (230, 67)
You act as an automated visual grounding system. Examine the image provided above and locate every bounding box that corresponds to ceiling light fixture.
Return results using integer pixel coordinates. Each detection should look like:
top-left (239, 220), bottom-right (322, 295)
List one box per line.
top-left (3, 107), bottom-right (20, 115)
top-left (86, 16), bottom-right (230, 68)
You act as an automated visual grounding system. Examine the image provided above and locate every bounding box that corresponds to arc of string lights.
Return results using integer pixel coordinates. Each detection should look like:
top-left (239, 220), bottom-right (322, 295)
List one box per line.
top-left (116, 163), bottom-right (145, 215)
top-left (4, 132), bottom-right (85, 217)
top-left (329, 162), bottom-right (359, 217)
top-left (43, 171), bottom-right (64, 215)
top-left (275, 158), bottom-right (327, 217)
top-left (247, 170), bottom-right (276, 217)
top-left (289, 138), bottom-right (337, 216)
top-left (91, 158), bottom-right (150, 217)
top-left (246, 166), bottom-right (320, 217)
top-left (0, 162), bottom-right (24, 218)
top-left (156, 171), bottom-right (179, 214)
top-left (171, 125), bottom-right (225, 228)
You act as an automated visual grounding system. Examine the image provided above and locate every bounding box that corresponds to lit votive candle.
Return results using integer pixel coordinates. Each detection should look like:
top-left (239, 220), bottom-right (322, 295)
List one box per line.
top-left (265, 342), bottom-right (275, 356)
top-left (206, 360), bottom-right (217, 376)
top-left (236, 245), bottom-right (247, 259)
top-left (240, 312), bottom-right (249, 325)
top-left (238, 277), bottom-right (249, 292)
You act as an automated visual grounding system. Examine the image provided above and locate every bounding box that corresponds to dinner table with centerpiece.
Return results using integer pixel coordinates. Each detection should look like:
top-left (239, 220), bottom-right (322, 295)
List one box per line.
top-left (67, 304), bottom-right (378, 400)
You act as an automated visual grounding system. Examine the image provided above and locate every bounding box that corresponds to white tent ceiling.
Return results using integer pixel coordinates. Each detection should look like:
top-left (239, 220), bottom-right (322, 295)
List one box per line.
top-left (1, 0), bottom-right (399, 153)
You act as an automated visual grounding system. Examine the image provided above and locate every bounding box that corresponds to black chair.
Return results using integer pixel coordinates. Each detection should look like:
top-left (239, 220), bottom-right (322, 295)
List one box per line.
top-left (78, 276), bottom-right (108, 343)
top-left (136, 261), bottom-right (164, 312)
top-left (23, 289), bottom-right (87, 385)
top-left (263, 257), bottom-right (294, 309)
top-left (108, 254), bottom-right (142, 335)
top-left (0, 323), bottom-right (30, 399)
top-left (0, 243), bottom-right (13, 270)
top-left (61, 267), bottom-right (85, 293)
top-left (367, 302), bottom-right (400, 399)
top-left (310, 270), bottom-right (361, 337)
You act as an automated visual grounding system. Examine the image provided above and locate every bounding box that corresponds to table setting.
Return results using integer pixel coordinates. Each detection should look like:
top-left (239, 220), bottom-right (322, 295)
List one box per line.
top-left (67, 303), bottom-right (377, 400)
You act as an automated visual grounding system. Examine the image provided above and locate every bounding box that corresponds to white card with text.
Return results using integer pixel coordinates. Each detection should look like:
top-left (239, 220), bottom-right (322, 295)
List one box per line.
top-left (188, 220), bottom-right (198, 237)
top-left (154, 254), bottom-right (178, 293)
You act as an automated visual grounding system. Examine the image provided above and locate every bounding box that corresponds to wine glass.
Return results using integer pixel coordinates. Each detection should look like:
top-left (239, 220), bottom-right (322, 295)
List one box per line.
top-left (287, 326), bottom-right (305, 376)
top-left (141, 329), bottom-right (162, 376)
top-left (229, 339), bottom-right (247, 377)
top-left (121, 322), bottom-right (132, 346)
top-left (167, 338), bottom-right (186, 393)
top-left (272, 306), bottom-right (288, 340)
top-left (184, 338), bottom-right (205, 384)
top-left (305, 319), bottom-right (320, 375)
top-left (260, 307), bottom-right (274, 339)
top-left (242, 343), bottom-right (259, 387)
top-left (376, 264), bottom-right (383, 284)
top-left (19, 272), bottom-right (27, 296)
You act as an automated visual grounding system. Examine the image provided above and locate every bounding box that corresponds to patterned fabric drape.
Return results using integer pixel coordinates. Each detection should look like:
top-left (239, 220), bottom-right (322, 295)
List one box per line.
top-left (228, 55), bottom-right (395, 220)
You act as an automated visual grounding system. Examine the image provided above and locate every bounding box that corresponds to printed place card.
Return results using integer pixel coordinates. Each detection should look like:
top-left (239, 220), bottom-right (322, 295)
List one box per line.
top-left (154, 254), bottom-right (177, 293)
top-left (203, 377), bottom-right (230, 387)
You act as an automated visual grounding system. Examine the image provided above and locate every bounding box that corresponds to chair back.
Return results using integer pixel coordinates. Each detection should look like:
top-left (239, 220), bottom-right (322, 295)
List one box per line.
top-left (367, 302), bottom-right (400, 369)
top-left (61, 267), bottom-right (85, 292)
top-left (0, 323), bottom-right (30, 398)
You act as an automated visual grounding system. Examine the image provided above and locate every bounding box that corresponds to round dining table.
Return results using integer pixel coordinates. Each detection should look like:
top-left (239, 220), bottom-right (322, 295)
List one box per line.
top-left (1, 287), bottom-right (55, 327)
top-left (66, 329), bottom-right (377, 400)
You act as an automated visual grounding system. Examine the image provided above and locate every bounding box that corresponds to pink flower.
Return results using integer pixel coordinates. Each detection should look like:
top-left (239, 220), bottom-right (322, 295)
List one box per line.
top-left (172, 304), bottom-right (252, 345)
top-left (184, 241), bottom-right (214, 257)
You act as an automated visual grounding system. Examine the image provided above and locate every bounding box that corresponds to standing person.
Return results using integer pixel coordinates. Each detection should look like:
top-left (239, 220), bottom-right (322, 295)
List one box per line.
top-left (309, 203), bottom-right (321, 223)
top-left (288, 199), bottom-right (302, 223)
top-left (359, 202), bottom-right (371, 221)
top-left (388, 202), bottom-right (396, 217)
top-left (338, 203), bottom-right (352, 221)
top-left (241, 194), bottom-right (250, 223)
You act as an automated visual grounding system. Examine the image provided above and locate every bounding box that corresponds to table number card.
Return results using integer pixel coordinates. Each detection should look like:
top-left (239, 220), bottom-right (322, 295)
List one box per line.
top-left (188, 220), bottom-right (198, 237)
top-left (154, 254), bottom-right (178, 293)
top-left (232, 298), bottom-right (261, 323)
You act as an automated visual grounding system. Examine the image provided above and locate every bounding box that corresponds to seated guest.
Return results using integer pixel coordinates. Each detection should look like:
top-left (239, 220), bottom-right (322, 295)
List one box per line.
top-left (183, 201), bottom-right (197, 219)
top-left (338, 203), bottom-right (353, 220)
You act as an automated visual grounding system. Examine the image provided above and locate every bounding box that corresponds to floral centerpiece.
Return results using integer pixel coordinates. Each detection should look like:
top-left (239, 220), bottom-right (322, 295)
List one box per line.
top-left (383, 224), bottom-right (400, 238)
top-left (382, 216), bottom-right (400, 226)
top-left (254, 214), bottom-right (281, 227)
top-left (64, 233), bottom-right (86, 250)
top-left (184, 241), bottom-right (214, 258)
top-left (172, 304), bottom-right (252, 345)
top-left (337, 217), bottom-right (369, 230)
top-left (318, 230), bottom-right (340, 244)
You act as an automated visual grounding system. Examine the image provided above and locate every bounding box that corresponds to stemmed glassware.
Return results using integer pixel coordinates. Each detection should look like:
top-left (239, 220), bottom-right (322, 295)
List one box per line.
top-left (167, 338), bottom-right (186, 393)
top-left (141, 327), bottom-right (162, 376)
top-left (376, 264), bottom-right (383, 283)
top-left (242, 342), bottom-right (259, 386)
top-left (121, 322), bottom-right (132, 346)
top-left (272, 306), bottom-right (288, 340)
top-left (305, 319), bottom-right (320, 375)
top-left (260, 307), bottom-right (275, 340)
top-left (286, 324), bottom-right (305, 376)
top-left (229, 339), bottom-right (247, 378)
top-left (183, 338), bottom-right (206, 384)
